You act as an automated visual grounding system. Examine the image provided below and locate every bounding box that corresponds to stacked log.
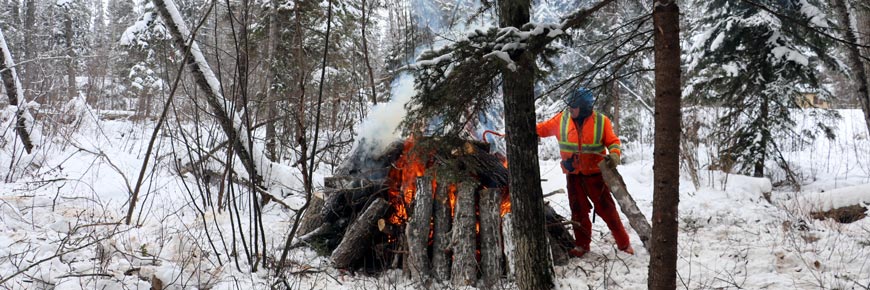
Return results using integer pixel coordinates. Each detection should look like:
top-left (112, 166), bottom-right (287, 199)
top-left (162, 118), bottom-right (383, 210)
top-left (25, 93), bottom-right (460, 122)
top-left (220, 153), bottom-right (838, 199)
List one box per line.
top-left (451, 182), bottom-right (479, 286)
top-left (330, 198), bottom-right (390, 268)
top-left (479, 188), bottom-right (503, 288)
top-left (431, 182), bottom-right (452, 281)
top-left (308, 138), bottom-right (580, 287)
top-left (405, 175), bottom-right (434, 281)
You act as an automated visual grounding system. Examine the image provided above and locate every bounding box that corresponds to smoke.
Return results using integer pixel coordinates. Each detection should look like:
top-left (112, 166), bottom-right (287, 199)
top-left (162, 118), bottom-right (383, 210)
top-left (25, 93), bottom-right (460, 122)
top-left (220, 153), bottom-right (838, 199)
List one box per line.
top-left (353, 73), bottom-right (417, 157)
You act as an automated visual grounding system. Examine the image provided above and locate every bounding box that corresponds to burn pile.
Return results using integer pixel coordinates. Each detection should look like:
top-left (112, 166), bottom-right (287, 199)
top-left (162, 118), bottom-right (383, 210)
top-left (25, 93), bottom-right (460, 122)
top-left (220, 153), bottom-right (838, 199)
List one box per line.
top-left (296, 137), bottom-right (574, 286)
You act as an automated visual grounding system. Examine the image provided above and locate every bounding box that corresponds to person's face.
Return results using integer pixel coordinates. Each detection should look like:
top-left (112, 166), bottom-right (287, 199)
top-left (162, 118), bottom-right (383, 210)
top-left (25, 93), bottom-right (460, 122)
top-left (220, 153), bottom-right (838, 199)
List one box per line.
top-left (569, 101), bottom-right (593, 119)
top-left (569, 106), bottom-right (581, 118)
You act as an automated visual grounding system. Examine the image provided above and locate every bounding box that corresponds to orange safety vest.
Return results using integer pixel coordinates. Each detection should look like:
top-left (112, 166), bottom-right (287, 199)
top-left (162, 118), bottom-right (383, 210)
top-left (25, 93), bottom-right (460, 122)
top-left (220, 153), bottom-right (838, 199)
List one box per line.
top-left (536, 110), bottom-right (622, 175)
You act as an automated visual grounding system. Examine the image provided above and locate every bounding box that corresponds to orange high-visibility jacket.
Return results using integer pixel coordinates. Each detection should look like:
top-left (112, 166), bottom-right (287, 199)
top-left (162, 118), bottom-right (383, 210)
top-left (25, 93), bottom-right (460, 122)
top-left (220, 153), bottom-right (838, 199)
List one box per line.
top-left (537, 110), bottom-right (622, 175)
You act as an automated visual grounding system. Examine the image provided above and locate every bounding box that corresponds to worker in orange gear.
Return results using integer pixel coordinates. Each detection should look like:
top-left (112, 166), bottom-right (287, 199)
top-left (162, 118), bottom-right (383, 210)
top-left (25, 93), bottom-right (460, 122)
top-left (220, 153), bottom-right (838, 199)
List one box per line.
top-left (536, 87), bottom-right (634, 258)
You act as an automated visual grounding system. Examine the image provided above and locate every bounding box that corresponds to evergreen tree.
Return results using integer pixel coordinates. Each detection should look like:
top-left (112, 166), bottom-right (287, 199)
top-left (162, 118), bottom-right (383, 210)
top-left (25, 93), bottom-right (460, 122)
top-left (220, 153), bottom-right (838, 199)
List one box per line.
top-left (686, 0), bottom-right (838, 180)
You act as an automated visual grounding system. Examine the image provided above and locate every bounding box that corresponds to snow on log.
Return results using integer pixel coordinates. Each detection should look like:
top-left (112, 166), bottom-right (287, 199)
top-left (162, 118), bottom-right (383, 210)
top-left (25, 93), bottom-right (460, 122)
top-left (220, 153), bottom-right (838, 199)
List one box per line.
top-left (798, 184), bottom-right (870, 223)
top-left (599, 161), bottom-right (652, 251)
top-left (450, 182), bottom-right (478, 286)
top-left (479, 188), bottom-right (503, 288)
top-left (431, 181), bottom-right (452, 281)
top-left (405, 175), bottom-right (434, 281)
top-left (330, 198), bottom-right (389, 268)
top-left (0, 28), bottom-right (34, 154)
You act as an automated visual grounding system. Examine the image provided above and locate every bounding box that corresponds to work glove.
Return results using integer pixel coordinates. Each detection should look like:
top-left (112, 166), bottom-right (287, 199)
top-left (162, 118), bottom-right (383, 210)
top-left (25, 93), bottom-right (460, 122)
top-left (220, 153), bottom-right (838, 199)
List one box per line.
top-left (561, 154), bottom-right (577, 172)
top-left (561, 159), bottom-right (575, 172)
top-left (605, 154), bottom-right (621, 169)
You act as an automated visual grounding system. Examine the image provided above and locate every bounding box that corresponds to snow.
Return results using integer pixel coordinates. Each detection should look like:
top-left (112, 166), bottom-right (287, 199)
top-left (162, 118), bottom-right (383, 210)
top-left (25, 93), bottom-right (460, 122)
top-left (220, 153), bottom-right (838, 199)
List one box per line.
top-left (795, 184), bottom-right (870, 212)
top-left (119, 12), bottom-right (155, 46)
top-left (483, 50), bottom-right (517, 71)
top-left (799, 0), bottom-right (829, 28)
top-left (0, 105), bottom-right (864, 289)
top-left (771, 46), bottom-right (810, 66)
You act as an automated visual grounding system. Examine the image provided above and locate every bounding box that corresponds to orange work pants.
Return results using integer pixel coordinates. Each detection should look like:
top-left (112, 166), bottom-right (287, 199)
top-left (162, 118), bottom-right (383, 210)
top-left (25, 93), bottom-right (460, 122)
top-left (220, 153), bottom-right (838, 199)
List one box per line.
top-left (565, 173), bottom-right (630, 251)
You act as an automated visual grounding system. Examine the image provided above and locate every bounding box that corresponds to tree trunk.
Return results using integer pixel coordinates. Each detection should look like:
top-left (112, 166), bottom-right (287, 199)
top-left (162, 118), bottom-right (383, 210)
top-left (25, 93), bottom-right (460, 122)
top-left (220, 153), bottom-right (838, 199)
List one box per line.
top-left (431, 181), bottom-right (452, 281)
top-left (361, 0), bottom-right (377, 105)
top-left (501, 213), bottom-right (515, 279)
top-left (479, 188), bottom-right (503, 289)
top-left (10, 0), bottom-right (20, 27)
top-left (649, 1), bottom-right (681, 290)
top-left (65, 13), bottom-right (76, 100)
top-left (754, 98), bottom-right (768, 177)
top-left (450, 182), bottom-right (478, 286)
top-left (405, 175), bottom-right (434, 281)
top-left (832, 0), bottom-right (870, 134)
top-left (498, 1), bottom-right (554, 289)
top-left (857, 3), bottom-right (870, 93)
top-left (22, 0), bottom-right (35, 96)
top-left (330, 198), bottom-right (389, 268)
top-left (0, 28), bottom-right (35, 154)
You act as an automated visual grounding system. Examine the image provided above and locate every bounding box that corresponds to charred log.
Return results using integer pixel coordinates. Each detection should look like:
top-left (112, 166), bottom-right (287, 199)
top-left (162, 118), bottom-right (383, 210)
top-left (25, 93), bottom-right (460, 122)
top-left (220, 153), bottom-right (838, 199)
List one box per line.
top-left (430, 140), bottom-right (509, 188)
top-left (335, 140), bottom-right (404, 180)
top-left (331, 198), bottom-right (390, 269)
top-left (321, 182), bottom-right (386, 223)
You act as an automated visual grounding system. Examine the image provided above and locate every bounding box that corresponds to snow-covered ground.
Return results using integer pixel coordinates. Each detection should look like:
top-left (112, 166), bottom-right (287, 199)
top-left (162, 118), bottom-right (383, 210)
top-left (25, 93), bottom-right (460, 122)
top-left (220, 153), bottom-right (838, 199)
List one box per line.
top-left (0, 105), bottom-right (867, 289)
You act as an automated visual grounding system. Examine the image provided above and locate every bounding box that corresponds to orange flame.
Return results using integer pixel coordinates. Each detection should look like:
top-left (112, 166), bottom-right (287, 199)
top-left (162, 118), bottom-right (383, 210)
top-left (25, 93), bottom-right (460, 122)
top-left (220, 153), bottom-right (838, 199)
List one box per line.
top-left (386, 137), bottom-right (427, 225)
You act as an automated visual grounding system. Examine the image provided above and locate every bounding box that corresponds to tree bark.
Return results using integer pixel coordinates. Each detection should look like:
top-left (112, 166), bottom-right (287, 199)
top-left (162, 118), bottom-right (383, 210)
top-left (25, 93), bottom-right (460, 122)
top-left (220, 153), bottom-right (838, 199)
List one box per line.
top-left (857, 3), bottom-right (870, 92)
top-left (361, 0), bottom-right (377, 105)
top-left (22, 0), bottom-right (35, 96)
top-left (832, 0), bottom-right (870, 134)
top-left (330, 198), bottom-right (389, 268)
top-left (479, 188), bottom-right (503, 289)
top-left (450, 182), bottom-right (478, 286)
top-left (297, 192), bottom-right (326, 236)
top-left (499, 1), bottom-right (554, 289)
top-left (0, 28), bottom-right (34, 154)
top-left (65, 13), bottom-right (76, 100)
top-left (649, 1), bottom-right (682, 290)
top-left (431, 181), bottom-right (452, 281)
top-left (405, 175), bottom-right (434, 281)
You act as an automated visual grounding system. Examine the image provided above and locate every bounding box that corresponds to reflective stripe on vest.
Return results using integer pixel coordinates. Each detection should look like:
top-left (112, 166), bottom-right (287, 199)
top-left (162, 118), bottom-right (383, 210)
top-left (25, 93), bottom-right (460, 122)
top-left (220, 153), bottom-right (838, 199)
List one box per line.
top-left (558, 110), bottom-right (605, 154)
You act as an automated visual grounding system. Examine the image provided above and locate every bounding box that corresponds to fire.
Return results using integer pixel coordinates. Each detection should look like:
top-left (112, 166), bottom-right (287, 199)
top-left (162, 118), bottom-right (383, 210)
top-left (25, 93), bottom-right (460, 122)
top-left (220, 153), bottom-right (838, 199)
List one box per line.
top-left (386, 137), bottom-right (427, 225)
top-left (500, 189), bottom-right (511, 216)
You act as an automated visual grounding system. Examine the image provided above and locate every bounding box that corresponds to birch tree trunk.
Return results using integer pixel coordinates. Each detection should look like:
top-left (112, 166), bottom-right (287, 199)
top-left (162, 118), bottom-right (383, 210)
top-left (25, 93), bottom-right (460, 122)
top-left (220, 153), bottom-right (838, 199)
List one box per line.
top-left (0, 28), bottom-right (34, 154)
top-left (649, 1), bottom-right (682, 289)
top-left (150, 0), bottom-right (265, 189)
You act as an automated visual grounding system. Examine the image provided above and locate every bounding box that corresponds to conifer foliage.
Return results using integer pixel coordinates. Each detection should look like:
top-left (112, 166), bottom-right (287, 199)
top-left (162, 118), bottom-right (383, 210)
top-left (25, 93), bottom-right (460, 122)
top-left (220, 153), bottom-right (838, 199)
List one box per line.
top-left (687, 0), bottom-right (838, 179)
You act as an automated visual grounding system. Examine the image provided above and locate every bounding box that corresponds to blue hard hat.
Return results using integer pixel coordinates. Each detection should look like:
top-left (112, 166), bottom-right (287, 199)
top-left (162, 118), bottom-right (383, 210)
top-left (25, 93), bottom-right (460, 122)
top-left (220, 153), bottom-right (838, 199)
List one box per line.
top-left (566, 87), bottom-right (594, 108)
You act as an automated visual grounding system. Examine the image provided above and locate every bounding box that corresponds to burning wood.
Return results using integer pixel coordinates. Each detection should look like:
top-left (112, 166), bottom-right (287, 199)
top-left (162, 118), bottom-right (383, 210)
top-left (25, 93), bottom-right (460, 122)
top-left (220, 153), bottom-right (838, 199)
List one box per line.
top-left (306, 137), bottom-right (573, 285)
